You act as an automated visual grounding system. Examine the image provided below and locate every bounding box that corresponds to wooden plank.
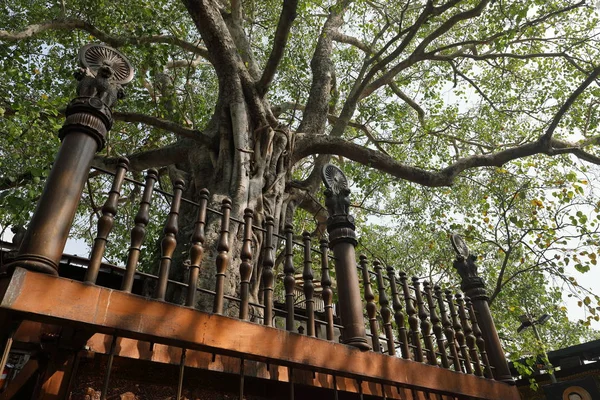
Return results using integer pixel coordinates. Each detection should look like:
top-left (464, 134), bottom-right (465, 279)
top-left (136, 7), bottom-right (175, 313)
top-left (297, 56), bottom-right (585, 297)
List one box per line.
top-left (0, 269), bottom-right (520, 400)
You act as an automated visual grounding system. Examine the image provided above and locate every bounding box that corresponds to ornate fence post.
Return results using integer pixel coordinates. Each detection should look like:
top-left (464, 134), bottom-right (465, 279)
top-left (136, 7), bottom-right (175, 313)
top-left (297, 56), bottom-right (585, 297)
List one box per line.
top-left (8, 44), bottom-right (133, 275)
top-left (450, 234), bottom-right (513, 382)
top-left (322, 164), bottom-right (369, 350)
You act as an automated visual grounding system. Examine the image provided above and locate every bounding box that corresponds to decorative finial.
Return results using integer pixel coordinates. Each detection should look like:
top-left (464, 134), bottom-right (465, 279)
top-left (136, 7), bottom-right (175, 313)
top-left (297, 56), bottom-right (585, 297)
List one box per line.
top-left (321, 163), bottom-right (348, 195)
top-left (450, 233), bottom-right (470, 259)
top-left (74, 44), bottom-right (134, 108)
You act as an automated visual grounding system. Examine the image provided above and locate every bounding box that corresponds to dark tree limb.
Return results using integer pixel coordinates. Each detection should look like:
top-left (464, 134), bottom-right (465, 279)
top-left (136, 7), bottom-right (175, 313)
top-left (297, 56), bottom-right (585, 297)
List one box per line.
top-left (113, 112), bottom-right (215, 145)
top-left (257, 0), bottom-right (299, 96)
top-left (92, 143), bottom-right (191, 172)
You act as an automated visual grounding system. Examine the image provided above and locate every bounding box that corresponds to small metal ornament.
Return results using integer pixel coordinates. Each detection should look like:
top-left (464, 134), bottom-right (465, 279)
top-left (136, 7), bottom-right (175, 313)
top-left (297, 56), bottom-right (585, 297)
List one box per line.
top-left (450, 233), bottom-right (469, 259)
top-left (322, 164), bottom-right (348, 195)
top-left (78, 44), bottom-right (134, 84)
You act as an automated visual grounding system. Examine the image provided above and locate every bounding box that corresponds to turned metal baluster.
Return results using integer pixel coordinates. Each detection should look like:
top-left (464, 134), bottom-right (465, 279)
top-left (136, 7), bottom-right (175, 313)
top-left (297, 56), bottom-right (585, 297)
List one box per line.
top-left (413, 278), bottom-right (437, 365)
top-left (302, 232), bottom-right (316, 337)
top-left (436, 286), bottom-right (461, 371)
top-left (239, 209), bottom-right (254, 320)
top-left (320, 238), bottom-right (335, 341)
top-left (424, 282), bottom-right (449, 368)
top-left (457, 294), bottom-right (481, 376)
top-left (122, 169), bottom-right (158, 293)
top-left (155, 179), bottom-right (185, 301)
top-left (261, 216), bottom-right (275, 326)
top-left (85, 157), bottom-right (129, 284)
top-left (466, 296), bottom-right (493, 378)
top-left (360, 255), bottom-right (380, 352)
top-left (400, 272), bottom-right (422, 362)
top-left (284, 224), bottom-right (296, 331)
top-left (213, 198), bottom-right (232, 314)
top-left (447, 290), bottom-right (472, 374)
top-left (374, 261), bottom-right (394, 355)
top-left (186, 188), bottom-right (209, 307)
top-left (387, 266), bottom-right (410, 359)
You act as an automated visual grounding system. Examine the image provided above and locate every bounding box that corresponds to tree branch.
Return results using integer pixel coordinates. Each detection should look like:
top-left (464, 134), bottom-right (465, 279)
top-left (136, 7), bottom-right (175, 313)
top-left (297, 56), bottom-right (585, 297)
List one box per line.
top-left (292, 134), bottom-right (600, 187)
top-left (113, 112), bottom-right (215, 146)
top-left (92, 143), bottom-right (191, 172)
top-left (296, 1), bottom-right (350, 135)
top-left (0, 18), bottom-right (210, 59)
top-left (257, 0), bottom-right (299, 96)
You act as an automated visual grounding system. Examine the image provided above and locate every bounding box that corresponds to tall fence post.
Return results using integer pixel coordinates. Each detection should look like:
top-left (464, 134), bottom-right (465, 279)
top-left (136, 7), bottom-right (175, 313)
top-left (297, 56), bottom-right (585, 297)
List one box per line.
top-left (8, 44), bottom-right (133, 275)
top-left (322, 164), bottom-right (369, 350)
top-left (450, 234), bottom-right (513, 382)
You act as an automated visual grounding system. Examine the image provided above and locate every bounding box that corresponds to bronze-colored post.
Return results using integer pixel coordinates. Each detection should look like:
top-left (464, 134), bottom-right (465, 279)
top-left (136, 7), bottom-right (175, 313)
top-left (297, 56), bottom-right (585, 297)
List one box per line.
top-left (8, 44), bottom-right (133, 276)
top-left (457, 294), bottom-right (482, 376)
top-left (261, 216), bottom-right (275, 326)
top-left (452, 248), bottom-right (513, 382)
top-left (360, 256), bottom-right (380, 352)
top-left (467, 296), bottom-right (493, 378)
top-left (155, 179), bottom-right (185, 301)
top-left (239, 209), bottom-right (254, 320)
top-left (400, 272), bottom-right (422, 362)
top-left (100, 335), bottom-right (118, 400)
top-left (85, 157), bottom-right (129, 284)
top-left (302, 231), bottom-right (316, 337)
top-left (177, 348), bottom-right (187, 400)
top-left (283, 224), bottom-right (296, 331)
top-left (374, 261), bottom-right (394, 355)
top-left (322, 164), bottom-right (369, 350)
top-left (320, 238), bottom-right (335, 341)
top-left (424, 282), bottom-right (449, 368)
top-left (213, 198), bottom-right (232, 314)
top-left (436, 285), bottom-right (461, 371)
top-left (121, 169), bottom-right (158, 293)
top-left (186, 189), bottom-right (209, 307)
top-left (413, 277), bottom-right (437, 365)
top-left (447, 290), bottom-right (472, 374)
top-left (387, 266), bottom-right (410, 359)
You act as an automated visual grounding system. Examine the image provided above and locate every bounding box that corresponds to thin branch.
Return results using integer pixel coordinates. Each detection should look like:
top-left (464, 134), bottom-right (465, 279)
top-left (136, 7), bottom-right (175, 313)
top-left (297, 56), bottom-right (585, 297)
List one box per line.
top-left (92, 143), bottom-right (191, 172)
top-left (0, 18), bottom-right (210, 59)
top-left (113, 111), bottom-right (214, 145)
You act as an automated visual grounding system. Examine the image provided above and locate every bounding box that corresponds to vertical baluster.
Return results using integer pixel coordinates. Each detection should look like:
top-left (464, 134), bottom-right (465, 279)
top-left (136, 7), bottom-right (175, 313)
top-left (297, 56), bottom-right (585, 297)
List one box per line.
top-left (457, 294), bottom-right (480, 376)
top-left (320, 238), bottom-right (335, 341)
top-left (413, 278), bottom-right (437, 365)
top-left (302, 232), bottom-right (316, 336)
top-left (466, 296), bottom-right (492, 378)
top-left (284, 224), bottom-right (296, 331)
top-left (261, 216), bottom-right (275, 326)
top-left (374, 261), bottom-right (394, 355)
top-left (239, 209), bottom-right (254, 320)
top-left (447, 290), bottom-right (472, 374)
top-left (458, 295), bottom-right (482, 376)
top-left (85, 157), bottom-right (129, 284)
top-left (155, 179), bottom-right (185, 300)
top-left (213, 198), bottom-right (232, 314)
top-left (436, 286), bottom-right (461, 371)
top-left (186, 189), bottom-right (209, 307)
top-left (400, 272), bottom-right (422, 362)
top-left (387, 266), bottom-right (410, 359)
top-left (122, 169), bottom-right (158, 293)
top-left (424, 282), bottom-right (449, 368)
top-left (360, 255), bottom-right (380, 352)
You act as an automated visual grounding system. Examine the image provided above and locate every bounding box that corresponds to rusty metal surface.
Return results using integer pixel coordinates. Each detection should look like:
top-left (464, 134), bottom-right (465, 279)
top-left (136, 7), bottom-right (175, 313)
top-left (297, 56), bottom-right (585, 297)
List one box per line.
top-left (0, 269), bottom-right (520, 400)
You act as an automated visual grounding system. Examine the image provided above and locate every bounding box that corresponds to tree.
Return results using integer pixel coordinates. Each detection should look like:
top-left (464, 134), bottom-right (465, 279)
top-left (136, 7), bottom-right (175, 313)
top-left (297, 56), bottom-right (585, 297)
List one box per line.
top-left (1, 0), bottom-right (599, 343)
